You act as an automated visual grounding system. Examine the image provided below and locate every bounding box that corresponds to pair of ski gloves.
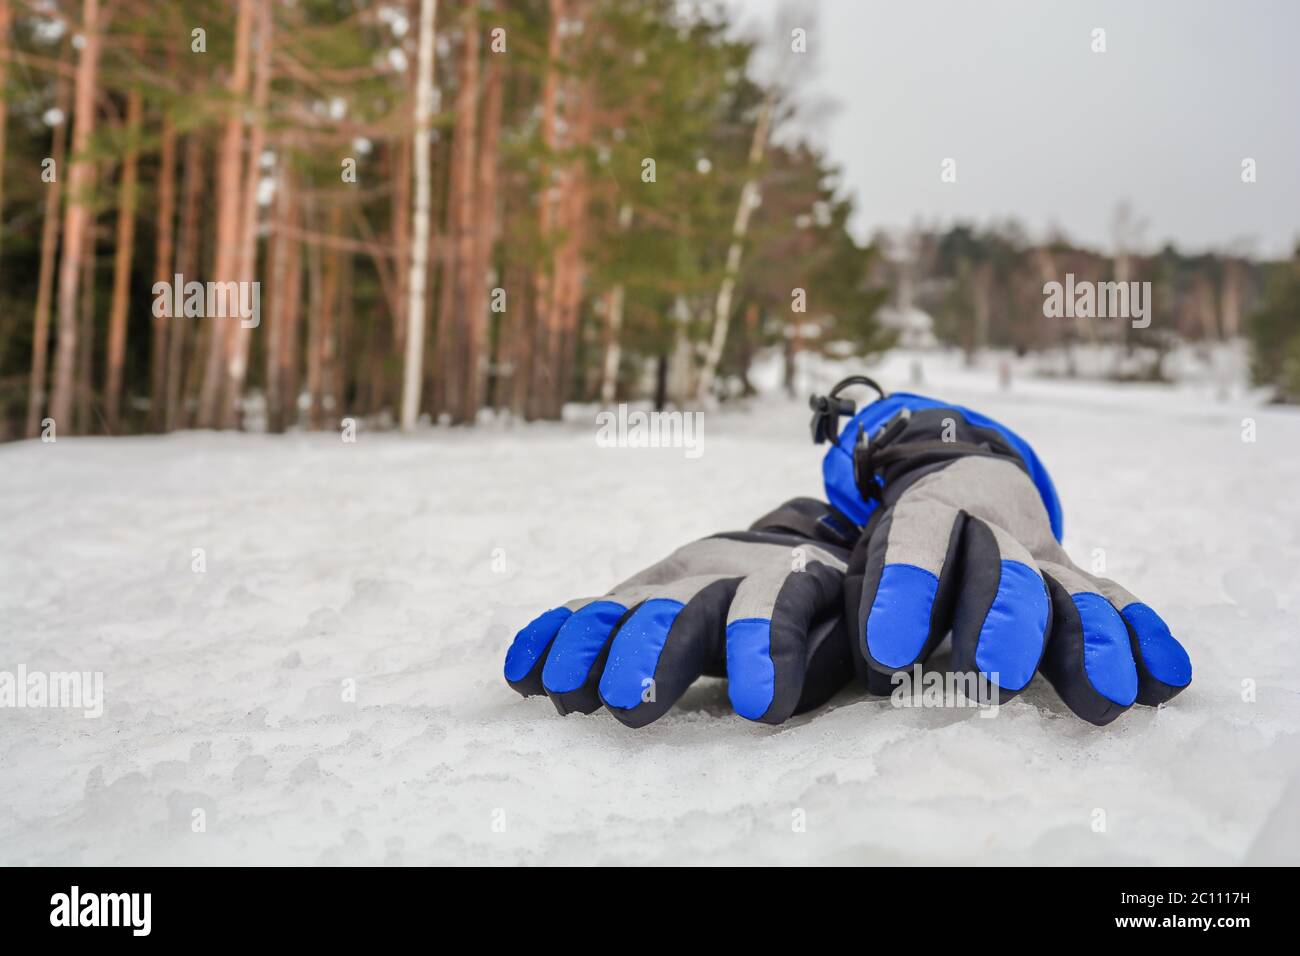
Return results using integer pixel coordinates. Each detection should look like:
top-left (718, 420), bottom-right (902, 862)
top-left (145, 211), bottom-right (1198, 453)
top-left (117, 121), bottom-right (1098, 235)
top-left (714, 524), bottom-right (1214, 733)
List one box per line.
top-left (504, 379), bottom-right (1192, 727)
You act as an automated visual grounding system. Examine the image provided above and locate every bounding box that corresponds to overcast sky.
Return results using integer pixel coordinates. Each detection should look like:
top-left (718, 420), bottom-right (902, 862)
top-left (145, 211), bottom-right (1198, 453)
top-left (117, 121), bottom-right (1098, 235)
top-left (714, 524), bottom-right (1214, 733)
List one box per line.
top-left (723, 0), bottom-right (1299, 258)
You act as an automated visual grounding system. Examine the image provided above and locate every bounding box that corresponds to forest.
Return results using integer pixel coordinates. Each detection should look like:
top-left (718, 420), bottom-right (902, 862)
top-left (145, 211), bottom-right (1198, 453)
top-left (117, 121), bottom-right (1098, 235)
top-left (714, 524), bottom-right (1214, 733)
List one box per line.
top-left (0, 0), bottom-right (1297, 443)
top-left (885, 216), bottom-right (1296, 389)
top-left (0, 0), bottom-right (888, 440)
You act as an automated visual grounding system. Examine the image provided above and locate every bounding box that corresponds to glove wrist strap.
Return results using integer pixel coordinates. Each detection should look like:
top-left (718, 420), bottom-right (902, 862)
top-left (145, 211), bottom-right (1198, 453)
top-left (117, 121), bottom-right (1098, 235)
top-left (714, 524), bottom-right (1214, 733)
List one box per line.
top-left (852, 408), bottom-right (1030, 505)
top-left (749, 498), bottom-right (859, 548)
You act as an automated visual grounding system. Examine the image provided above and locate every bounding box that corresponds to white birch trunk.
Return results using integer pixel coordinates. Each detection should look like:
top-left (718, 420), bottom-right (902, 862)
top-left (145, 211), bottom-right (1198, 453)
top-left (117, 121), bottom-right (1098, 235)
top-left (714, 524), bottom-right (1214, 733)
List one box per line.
top-left (695, 94), bottom-right (772, 402)
top-left (401, 0), bottom-right (439, 431)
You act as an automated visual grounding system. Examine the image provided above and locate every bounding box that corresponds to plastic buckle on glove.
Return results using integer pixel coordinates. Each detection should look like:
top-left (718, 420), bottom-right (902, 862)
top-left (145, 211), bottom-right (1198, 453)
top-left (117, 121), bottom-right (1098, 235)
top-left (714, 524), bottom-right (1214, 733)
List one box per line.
top-left (809, 393), bottom-right (857, 445)
top-left (853, 408), bottom-right (911, 503)
top-left (808, 374), bottom-right (888, 445)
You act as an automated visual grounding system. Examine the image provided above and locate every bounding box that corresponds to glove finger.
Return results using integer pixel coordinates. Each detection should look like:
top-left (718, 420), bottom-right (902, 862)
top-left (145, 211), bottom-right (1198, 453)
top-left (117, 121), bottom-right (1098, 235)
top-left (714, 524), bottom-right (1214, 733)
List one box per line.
top-left (1121, 603), bottom-right (1192, 705)
top-left (950, 517), bottom-right (1051, 700)
top-left (1039, 561), bottom-right (1138, 725)
top-left (859, 499), bottom-right (964, 673)
top-left (791, 594), bottom-right (857, 715)
top-left (1076, 574), bottom-right (1192, 707)
top-left (543, 575), bottom-right (730, 718)
top-left (843, 532), bottom-right (909, 696)
top-left (727, 559), bottom-right (848, 724)
top-left (541, 599), bottom-right (632, 715)
top-left (527, 538), bottom-right (764, 715)
top-left (598, 577), bottom-right (738, 728)
top-left (504, 605), bottom-right (576, 697)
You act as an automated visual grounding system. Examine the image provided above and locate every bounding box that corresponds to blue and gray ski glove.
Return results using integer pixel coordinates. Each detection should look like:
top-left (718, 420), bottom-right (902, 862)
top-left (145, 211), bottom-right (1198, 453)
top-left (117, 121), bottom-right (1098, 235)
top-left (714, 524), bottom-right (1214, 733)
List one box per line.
top-left (813, 378), bottom-right (1192, 726)
top-left (504, 499), bottom-right (887, 727)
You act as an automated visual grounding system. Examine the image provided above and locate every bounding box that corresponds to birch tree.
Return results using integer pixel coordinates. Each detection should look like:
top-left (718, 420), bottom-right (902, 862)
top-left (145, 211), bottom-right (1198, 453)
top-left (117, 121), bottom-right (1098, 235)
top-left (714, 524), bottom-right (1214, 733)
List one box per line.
top-left (695, 92), bottom-right (771, 402)
top-left (400, 0), bottom-right (438, 431)
top-left (220, 0), bottom-right (272, 429)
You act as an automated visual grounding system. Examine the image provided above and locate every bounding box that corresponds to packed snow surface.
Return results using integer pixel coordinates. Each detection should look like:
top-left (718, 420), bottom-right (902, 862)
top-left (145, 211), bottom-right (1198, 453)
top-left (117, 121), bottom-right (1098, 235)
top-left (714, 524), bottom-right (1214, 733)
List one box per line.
top-left (2, 351), bottom-right (1298, 865)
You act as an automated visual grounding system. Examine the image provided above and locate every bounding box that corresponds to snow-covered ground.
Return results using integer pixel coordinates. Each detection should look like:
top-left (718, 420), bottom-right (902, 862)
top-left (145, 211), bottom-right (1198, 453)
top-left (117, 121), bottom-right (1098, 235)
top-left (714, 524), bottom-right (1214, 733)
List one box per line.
top-left (2, 350), bottom-right (1298, 865)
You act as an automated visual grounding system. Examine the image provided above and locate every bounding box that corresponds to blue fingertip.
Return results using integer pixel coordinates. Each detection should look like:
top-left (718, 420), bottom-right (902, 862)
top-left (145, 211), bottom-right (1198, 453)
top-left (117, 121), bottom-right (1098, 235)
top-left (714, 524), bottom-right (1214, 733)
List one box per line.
top-left (1073, 592), bottom-right (1138, 706)
top-left (504, 607), bottom-right (572, 682)
top-left (598, 598), bottom-right (685, 710)
top-left (540, 600), bottom-right (627, 694)
top-left (974, 560), bottom-right (1049, 691)
top-left (865, 563), bottom-right (939, 668)
top-left (726, 617), bottom-right (774, 720)
top-left (1121, 602), bottom-right (1192, 688)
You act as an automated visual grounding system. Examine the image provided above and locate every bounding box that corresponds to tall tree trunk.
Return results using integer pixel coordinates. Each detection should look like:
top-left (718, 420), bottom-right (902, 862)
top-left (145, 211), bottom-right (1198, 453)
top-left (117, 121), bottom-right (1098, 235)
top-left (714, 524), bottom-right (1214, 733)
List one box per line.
top-left (196, 0), bottom-right (253, 428)
top-left (434, 5), bottom-right (480, 423)
top-left (653, 351), bottom-right (668, 412)
top-left (149, 80), bottom-right (178, 432)
top-left (462, 19), bottom-right (502, 422)
top-left (548, 72), bottom-right (593, 418)
top-left (314, 203), bottom-right (343, 427)
top-left (420, 142), bottom-right (446, 419)
top-left (305, 201), bottom-right (324, 428)
top-left (167, 132), bottom-right (204, 429)
top-left (335, 234), bottom-right (354, 415)
top-left (25, 71), bottom-right (72, 438)
top-left (76, 215), bottom-right (95, 432)
top-left (739, 301), bottom-right (758, 395)
top-left (400, 0), bottom-right (439, 431)
top-left (49, 0), bottom-right (105, 432)
top-left (503, 240), bottom-right (532, 417)
top-left (265, 161), bottom-right (293, 432)
top-left (545, 82), bottom-right (576, 419)
top-left (0, 0), bottom-right (11, 271)
top-left (785, 303), bottom-right (803, 397)
top-left (104, 39), bottom-right (145, 431)
top-left (280, 190), bottom-right (303, 429)
top-left (696, 92), bottom-right (772, 402)
top-left (598, 203), bottom-right (633, 407)
top-left (390, 133), bottom-right (411, 411)
top-left (220, 0), bottom-right (272, 429)
top-left (599, 284), bottom-right (625, 406)
top-left (528, 0), bottom-right (564, 421)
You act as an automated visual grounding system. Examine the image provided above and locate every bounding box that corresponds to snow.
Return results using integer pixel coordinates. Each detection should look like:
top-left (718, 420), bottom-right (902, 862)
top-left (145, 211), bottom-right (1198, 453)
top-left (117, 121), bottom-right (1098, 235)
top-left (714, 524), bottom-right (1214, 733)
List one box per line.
top-left (2, 350), bottom-right (1298, 865)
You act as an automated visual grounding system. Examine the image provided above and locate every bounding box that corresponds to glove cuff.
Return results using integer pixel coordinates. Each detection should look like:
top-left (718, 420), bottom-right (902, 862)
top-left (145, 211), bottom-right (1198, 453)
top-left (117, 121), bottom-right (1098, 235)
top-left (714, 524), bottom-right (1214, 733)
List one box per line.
top-left (749, 498), bottom-right (859, 548)
top-left (851, 407), bottom-right (1029, 506)
top-left (822, 392), bottom-right (1064, 541)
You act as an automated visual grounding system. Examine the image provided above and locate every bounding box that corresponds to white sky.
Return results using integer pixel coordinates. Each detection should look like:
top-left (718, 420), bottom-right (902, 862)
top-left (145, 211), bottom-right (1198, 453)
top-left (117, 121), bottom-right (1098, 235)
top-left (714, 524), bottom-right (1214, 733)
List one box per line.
top-left (722, 0), bottom-right (1300, 258)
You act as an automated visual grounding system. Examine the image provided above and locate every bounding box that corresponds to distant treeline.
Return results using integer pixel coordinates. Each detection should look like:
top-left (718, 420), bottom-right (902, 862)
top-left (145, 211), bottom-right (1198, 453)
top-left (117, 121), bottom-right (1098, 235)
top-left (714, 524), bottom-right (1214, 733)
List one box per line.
top-left (882, 219), bottom-right (1300, 398)
top-left (0, 0), bottom-right (892, 440)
